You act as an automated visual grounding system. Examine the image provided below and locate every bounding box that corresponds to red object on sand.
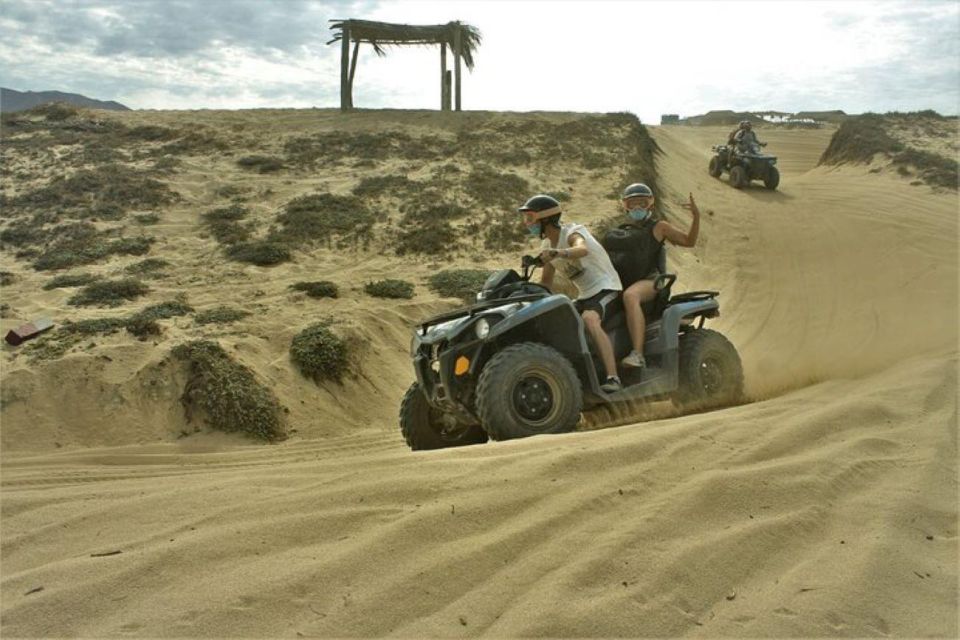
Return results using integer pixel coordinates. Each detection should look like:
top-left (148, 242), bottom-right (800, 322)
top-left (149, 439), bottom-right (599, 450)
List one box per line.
top-left (4, 317), bottom-right (54, 346)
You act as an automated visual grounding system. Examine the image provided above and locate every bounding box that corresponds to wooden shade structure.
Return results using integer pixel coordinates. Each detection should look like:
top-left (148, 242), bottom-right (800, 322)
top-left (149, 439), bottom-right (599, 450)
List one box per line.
top-left (328, 19), bottom-right (481, 111)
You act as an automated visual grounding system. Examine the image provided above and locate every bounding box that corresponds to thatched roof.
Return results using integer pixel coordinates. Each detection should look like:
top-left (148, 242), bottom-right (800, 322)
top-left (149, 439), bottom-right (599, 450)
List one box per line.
top-left (328, 19), bottom-right (482, 69)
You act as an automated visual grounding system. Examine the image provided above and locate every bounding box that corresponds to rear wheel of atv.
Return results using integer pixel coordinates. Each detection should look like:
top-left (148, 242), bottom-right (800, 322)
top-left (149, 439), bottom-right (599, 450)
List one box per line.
top-left (764, 166), bottom-right (780, 190)
top-left (729, 165), bottom-right (747, 189)
top-left (674, 329), bottom-right (744, 410)
top-left (399, 382), bottom-right (488, 450)
top-left (476, 343), bottom-right (582, 441)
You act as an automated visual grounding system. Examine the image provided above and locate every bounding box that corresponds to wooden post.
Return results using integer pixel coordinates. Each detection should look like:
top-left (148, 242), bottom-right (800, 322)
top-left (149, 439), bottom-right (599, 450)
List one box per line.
top-left (445, 71), bottom-right (452, 111)
top-left (347, 40), bottom-right (359, 109)
top-left (440, 42), bottom-right (448, 111)
top-left (453, 27), bottom-right (462, 111)
top-left (340, 23), bottom-right (351, 111)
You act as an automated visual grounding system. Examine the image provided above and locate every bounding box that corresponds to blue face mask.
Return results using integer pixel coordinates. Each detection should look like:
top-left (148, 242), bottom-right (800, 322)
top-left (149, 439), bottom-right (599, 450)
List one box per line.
top-left (628, 208), bottom-right (650, 222)
top-left (526, 222), bottom-right (542, 236)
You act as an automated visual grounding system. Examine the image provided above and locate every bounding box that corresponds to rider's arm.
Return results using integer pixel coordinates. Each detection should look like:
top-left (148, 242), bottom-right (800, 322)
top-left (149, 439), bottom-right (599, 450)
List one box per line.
top-left (561, 233), bottom-right (589, 260)
top-left (540, 262), bottom-right (555, 290)
top-left (655, 212), bottom-right (699, 247)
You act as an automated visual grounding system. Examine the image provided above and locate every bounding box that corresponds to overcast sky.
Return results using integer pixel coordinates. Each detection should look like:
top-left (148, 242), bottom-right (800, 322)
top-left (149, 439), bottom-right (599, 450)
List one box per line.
top-left (1, 0), bottom-right (957, 122)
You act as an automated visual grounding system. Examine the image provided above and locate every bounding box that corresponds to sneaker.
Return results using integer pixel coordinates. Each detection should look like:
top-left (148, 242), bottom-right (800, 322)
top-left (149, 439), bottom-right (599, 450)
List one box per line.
top-left (600, 376), bottom-right (622, 393)
top-left (621, 350), bottom-right (647, 369)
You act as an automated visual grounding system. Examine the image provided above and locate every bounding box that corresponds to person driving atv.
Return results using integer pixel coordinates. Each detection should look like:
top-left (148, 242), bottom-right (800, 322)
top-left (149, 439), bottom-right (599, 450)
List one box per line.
top-left (731, 120), bottom-right (764, 154)
top-left (614, 183), bottom-right (701, 369)
top-left (519, 194), bottom-right (624, 393)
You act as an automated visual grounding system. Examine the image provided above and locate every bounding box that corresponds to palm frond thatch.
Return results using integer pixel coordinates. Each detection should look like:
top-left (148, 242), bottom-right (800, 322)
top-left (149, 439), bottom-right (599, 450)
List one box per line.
top-left (328, 19), bottom-right (482, 69)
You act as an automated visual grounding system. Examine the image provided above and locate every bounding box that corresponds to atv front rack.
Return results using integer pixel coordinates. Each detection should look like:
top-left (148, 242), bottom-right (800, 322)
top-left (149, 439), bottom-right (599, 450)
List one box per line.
top-left (418, 293), bottom-right (547, 335)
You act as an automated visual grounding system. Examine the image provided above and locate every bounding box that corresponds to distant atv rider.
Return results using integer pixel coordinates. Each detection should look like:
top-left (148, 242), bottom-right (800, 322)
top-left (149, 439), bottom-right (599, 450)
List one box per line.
top-left (729, 120), bottom-right (764, 154)
top-left (519, 194), bottom-right (625, 393)
top-left (605, 183), bottom-right (700, 370)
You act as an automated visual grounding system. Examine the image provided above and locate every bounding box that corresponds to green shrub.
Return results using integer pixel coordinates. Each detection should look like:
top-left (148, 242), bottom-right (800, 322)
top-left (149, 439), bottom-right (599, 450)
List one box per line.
top-left (351, 174), bottom-right (415, 197)
top-left (134, 213), bottom-right (161, 225)
top-left (275, 193), bottom-right (375, 245)
top-left (33, 232), bottom-right (154, 271)
top-left (124, 257), bottom-right (170, 275)
top-left (290, 322), bottom-right (350, 383)
top-left (129, 300), bottom-right (194, 322)
top-left (290, 281), bottom-right (339, 298)
top-left (126, 125), bottom-right (179, 142)
top-left (395, 219), bottom-right (457, 256)
top-left (61, 317), bottom-right (128, 335)
top-left (43, 272), bottom-right (101, 290)
top-left (428, 269), bottom-right (491, 302)
top-left (465, 166), bottom-right (530, 207)
top-left (364, 279), bottom-right (414, 299)
top-left (172, 340), bottom-right (285, 441)
top-left (202, 204), bottom-right (251, 245)
top-left (0, 271), bottom-right (15, 286)
top-left (125, 317), bottom-right (162, 339)
top-left (225, 241), bottom-right (291, 266)
top-left (67, 278), bottom-right (149, 307)
top-left (9, 165), bottom-right (177, 215)
top-left (237, 155), bottom-right (284, 173)
top-left (194, 306), bottom-right (251, 325)
top-left (481, 209), bottom-right (528, 250)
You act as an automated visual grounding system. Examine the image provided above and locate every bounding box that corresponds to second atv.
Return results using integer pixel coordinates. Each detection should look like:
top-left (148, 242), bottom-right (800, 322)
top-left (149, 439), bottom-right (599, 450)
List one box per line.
top-left (399, 248), bottom-right (744, 450)
top-left (709, 142), bottom-right (780, 190)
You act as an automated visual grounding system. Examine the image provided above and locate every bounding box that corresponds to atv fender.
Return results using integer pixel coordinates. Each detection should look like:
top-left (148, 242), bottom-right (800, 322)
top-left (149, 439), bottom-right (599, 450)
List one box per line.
top-left (645, 298), bottom-right (720, 356)
top-left (485, 294), bottom-right (601, 393)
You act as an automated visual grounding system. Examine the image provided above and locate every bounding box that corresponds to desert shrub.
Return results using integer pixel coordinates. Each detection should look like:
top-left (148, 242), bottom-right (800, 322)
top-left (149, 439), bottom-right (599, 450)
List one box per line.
top-left (225, 240), bottom-right (291, 266)
top-left (134, 213), bottom-right (161, 225)
top-left (399, 201), bottom-right (470, 223)
top-left (202, 204), bottom-right (251, 245)
top-left (129, 300), bottom-right (193, 322)
top-left (289, 322), bottom-right (350, 383)
top-left (43, 272), bottom-right (101, 290)
top-left (819, 114), bottom-right (904, 165)
top-left (428, 269), bottom-right (491, 303)
top-left (1, 223), bottom-right (48, 247)
top-left (395, 219), bottom-right (457, 256)
top-left (284, 130), bottom-right (453, 166)
top-left (892, 148), bottom-right (957, 190)
top-left (0, 271), bottom-right (15, 286)
top-left (156, 130), bottom-right (229, 156)
top-left (152, 156), bottom-right (182, 173)
top-left (465, 166), bottom-right (530, 207)
top-left (194, 306), bottom-right (250, 325)
top-left (31, 102), bottom-right (81, 121)
top-left (126, 125), bottom-right (179, 142)
top-left (364, 279), bottom-right (414, 299)
top-left (237, 155), bottom-right (284, 173)
top-left (172, 340), bottom-right (285, 441)
top-left (9, 165), bottom-right (177, 215)
top-left (290, 281), bottom-right (339, 298)
top-left (124, 257), bottom-right (170, 275)
top-left (275, 193), bottom-right (375, 246)
top-left (546, 190), bottom-right (572, 202)
top-left (351, 174), bottom-right (416, 198)
top-left (480, 209), bottom-right (528, 250)
top-left (67, 278), bottom-right (149, 307)
top-left (124, 317), bottom-right (162, 339)
top-left (61, 317), bottom-right (128, 335)
top-left (32, 226), bottom-right (154, 271)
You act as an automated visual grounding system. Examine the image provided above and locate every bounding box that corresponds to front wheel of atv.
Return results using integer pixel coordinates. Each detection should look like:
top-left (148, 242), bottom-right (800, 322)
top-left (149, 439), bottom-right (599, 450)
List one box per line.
top-left (708, 156), bottom-right (723, 178)
top-left (764, 166), bottom-right (780, 190)
top-left (729, 165), bottom-right (747, 189)
top-left (399, 382), bottom-right (488, 450)
top-left (476, 343), bottom-right (582, 441)
top-left (674, 329), bottom-right (744, 410)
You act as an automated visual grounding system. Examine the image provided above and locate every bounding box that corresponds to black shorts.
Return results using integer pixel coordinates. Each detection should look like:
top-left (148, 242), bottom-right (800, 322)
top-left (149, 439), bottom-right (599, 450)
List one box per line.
top-left (574, 289), bottom-right (621, 322)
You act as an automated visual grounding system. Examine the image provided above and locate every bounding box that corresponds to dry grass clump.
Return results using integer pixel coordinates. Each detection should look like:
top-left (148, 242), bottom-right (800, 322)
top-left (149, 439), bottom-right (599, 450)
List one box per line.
top-left (351, 174), bottom-right (417, 198)
top-left (464, 166), bottom-right (530, 208)
top-left (290, 322), bottom-right (351, 384)
top-left (0, 271), bottom-right (15, 286)
top-left (428, 269), bottom-right (491, 303)
top-left (364, 279), bottom-right (414, 299)
top-left (172, 340), bottom-right (286, 441)
top-left (225, 240), bottom-right (292, 266)
top-left (67, 277), bottom-right (150, 307)
top-left (290, 281), bottom-right (339, 299)
top-left (194, 306), bottom-right (250, 325)
top-left (124, 257), bottom-right (171, 276)
top-left (31, 224), bottom-right (154, 271)
top-left (134, 212), bottom-right (161, 225)
top-left (42, 272), bottom-right (101, 290)
top-left (236, 155), bottom-right (284, 173)
top-left (201, 204), bottom-right (252, 246)
top-left (283, 130), bottom-right (454, 166)
top-left (275, 193), bottom-right (375, 247)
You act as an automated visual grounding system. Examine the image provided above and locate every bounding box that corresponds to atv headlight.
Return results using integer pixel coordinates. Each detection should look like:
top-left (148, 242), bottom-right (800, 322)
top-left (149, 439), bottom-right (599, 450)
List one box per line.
top-left (475, 317), bottom-right (492, 339)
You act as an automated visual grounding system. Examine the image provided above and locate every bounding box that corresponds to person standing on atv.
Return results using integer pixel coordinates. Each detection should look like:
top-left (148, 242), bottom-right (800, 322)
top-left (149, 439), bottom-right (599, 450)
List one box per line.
top-left (616, 183), bottom-right (701, 370)
top-left (519, 194), bottom-right (624, 393)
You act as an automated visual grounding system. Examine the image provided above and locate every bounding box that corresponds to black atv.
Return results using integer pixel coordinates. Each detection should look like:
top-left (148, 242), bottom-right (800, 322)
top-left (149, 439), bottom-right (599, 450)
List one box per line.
top-left (399, 250), bottom-right (744, 450)
top-left (709, 141), bottom-right (780, 190)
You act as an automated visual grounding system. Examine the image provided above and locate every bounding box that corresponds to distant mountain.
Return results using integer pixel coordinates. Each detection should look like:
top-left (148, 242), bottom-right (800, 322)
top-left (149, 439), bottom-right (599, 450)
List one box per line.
top-left (678, 109), bottom-right (848, 126)
top-left (1, 87), bottom-right (130, 112)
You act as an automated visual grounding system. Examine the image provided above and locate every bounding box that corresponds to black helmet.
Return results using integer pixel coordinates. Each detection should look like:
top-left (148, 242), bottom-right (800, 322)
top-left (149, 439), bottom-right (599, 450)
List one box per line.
top-left (518, 194), bottom-right (562, 220)
top-left (621, 183), bottom-right (654, 200)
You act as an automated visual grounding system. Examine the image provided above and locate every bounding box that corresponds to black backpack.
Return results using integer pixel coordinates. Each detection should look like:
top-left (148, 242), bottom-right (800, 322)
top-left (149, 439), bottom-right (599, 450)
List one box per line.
top-left (602, 220), bottom-right (665, 289)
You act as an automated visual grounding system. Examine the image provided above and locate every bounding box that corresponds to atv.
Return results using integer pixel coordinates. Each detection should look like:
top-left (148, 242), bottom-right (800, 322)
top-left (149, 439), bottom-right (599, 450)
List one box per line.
top-left (709, 141), bottom-right (780, 190)
top-left (399, 247), bottom-right (744, 450)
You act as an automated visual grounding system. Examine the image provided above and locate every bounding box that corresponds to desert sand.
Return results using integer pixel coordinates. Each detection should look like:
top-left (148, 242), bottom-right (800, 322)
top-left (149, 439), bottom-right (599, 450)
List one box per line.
top-left (1, 113), bottom-right (957, 638)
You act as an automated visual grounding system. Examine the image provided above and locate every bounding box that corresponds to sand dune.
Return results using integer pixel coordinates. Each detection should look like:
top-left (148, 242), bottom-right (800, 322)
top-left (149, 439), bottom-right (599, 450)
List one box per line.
top-left (1, 115), bottom-right (957, 637)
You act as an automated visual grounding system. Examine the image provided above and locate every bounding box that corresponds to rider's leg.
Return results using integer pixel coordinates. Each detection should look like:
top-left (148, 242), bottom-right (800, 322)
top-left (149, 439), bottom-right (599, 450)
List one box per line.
top-left (622, 279), bottom-right (658, 354)
top-left (581, 309), bottom-right (617, 379)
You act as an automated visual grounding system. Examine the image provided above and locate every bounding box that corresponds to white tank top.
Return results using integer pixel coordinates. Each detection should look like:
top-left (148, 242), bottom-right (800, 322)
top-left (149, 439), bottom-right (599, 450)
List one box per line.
top-left (543, 223), bottom-right (623, 299)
